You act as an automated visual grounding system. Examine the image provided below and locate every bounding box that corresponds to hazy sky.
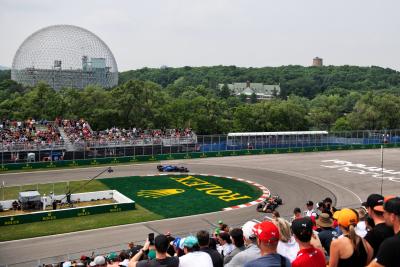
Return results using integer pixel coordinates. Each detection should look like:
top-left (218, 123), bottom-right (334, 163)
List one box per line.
top-left (1, 0), bottom-right (399, 71)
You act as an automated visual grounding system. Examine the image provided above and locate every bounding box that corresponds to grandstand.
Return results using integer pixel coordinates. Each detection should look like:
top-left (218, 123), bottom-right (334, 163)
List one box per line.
top-left (0, 118), bottom-right (399, 165)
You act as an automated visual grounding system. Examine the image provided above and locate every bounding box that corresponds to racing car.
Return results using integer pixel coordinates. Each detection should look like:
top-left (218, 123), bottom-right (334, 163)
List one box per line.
top-left (157, 165), bottom-right (189, 172)
top-left (256, 195), bottom-right (283, 213)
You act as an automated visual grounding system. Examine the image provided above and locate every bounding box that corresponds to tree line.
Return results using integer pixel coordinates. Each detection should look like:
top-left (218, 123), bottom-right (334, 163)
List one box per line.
top-left (0, 65), bottom-right (400, 134)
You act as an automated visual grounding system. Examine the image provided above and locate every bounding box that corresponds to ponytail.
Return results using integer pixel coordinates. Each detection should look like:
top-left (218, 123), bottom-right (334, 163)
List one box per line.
top-left (347, 224), bottom-right (360, 250)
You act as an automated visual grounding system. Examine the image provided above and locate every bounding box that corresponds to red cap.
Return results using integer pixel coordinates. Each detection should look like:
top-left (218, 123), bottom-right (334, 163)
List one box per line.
top-left (252, 221), bottom-right (280, 244)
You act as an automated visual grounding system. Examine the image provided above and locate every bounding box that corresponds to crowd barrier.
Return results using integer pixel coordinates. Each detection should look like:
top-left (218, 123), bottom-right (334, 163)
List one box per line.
top-left (0, 142), bottom-right (397, 172)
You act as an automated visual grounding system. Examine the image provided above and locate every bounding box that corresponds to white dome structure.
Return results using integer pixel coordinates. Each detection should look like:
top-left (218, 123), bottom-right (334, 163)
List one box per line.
top-left (11, 25), bottom-right (118, 90)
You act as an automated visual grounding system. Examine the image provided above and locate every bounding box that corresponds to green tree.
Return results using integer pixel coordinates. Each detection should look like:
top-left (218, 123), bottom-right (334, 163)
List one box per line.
top-left (250, 92), bottom-right (257, 103)
top-left (219, 84), bottom-right (231, 99)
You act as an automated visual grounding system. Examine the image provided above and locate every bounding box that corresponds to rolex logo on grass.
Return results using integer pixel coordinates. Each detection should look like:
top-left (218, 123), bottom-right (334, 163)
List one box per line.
top-left (137, 189), bottom-right (185, 198)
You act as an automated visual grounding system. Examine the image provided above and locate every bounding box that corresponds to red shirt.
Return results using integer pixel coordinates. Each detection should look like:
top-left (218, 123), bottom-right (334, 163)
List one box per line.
top-left (292, 246), bottom-right (326, 267)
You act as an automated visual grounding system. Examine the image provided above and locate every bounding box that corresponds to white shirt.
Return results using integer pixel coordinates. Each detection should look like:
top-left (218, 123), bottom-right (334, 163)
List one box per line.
top-left (179, 251), bottom-right (213, 267)
top-left (305, 209), bottom-right (317, 217)
top-left (218, 243), bottom-right (234, 257)
top-left (356, 221), bottom-right (367, 238)
top-left (277, 236), bottom-right (300, 263)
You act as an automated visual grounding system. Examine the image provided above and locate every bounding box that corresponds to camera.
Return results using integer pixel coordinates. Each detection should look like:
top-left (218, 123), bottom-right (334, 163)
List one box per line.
top-left (148, 233), bottom-right (154, 245)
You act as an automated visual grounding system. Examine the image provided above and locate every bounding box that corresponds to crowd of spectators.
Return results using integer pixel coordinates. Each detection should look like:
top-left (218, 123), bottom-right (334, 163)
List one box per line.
top-left (0, 117), bottom-right (196, 150)
top-left (59, 119), bottom-right (92, 144)
top-left (0, 118), bottom-right (63, 151)
top-left (47, 193), bottom-right (399, 267)
top-left (90, 128), bottom-right (194, 143)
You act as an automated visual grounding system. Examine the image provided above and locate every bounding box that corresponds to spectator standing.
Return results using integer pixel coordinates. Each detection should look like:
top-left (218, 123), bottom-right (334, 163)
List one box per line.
top-left (197, 230), bottom-right (223, 267)
top-left (224, 228), bottom-right (246, 265)
top-left (291, 207), bottom-right (302, 223)
top-left (304, 201), bottom-right (317, 217)
top-left (329, 208), bottom-right (373, 267)
top-left (225, 221), bottom-right (260, 267)
top-left (127, 242), bottom-right (143, 259)
top-left (364, 194), bottom-right (394, 259)
top-left (273, 217), bottom-right (299, 263)
top-left (367, 196), bottom-right (400, 267)
top-left (316, 213), bottom-right (338, 256)
top-left (355, 207), bottom-right (368, 238)
top-left (323, 198), bottom-right (334, 217)
top-left (316, 202), bottom-right (324, 217)
top-left (291, 217), bottom-right (325, 267)
top-left (244, 221), bottom-right (291, 267)
top-left (217, 232), bottom-right (234, 258)
top-left (179, 235), bottom-right (213, 267)
top-left (129, 235), bottom-right (179, 267)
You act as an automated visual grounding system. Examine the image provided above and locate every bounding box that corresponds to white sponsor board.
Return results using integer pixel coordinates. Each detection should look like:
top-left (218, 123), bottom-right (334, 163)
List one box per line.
top-left (320, 159), bottom-right (400, 183)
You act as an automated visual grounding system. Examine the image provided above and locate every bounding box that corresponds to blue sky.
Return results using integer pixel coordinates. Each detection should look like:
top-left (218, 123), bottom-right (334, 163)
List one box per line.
top-left (0, 0), bottom-right (399, 71)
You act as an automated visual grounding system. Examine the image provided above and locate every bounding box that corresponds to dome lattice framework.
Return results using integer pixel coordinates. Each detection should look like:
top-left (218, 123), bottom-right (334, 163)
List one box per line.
top-left (11, 25), bottom-right (118, 90)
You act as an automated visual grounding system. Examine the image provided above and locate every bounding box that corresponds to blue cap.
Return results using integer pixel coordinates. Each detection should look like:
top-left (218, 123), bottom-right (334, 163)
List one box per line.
top-left (183, 236), bottom-right (198, 248)
top-left (172, 237), bottom-right (181, 248)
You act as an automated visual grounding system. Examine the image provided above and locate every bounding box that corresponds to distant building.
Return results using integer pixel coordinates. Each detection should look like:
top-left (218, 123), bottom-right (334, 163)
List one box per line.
top-left (218, 81), bottom-right (280, 101)
top-left (312, 57), bottom-right (323, 66)
top-left (11, 25), bottom-right (118, 90)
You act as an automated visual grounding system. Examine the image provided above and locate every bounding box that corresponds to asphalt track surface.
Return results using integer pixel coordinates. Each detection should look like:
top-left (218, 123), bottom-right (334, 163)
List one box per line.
top-left (1, 148), bottom-right (400, 265)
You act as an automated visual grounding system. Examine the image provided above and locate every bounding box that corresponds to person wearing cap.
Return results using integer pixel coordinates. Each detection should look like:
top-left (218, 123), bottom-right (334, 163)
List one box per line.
top-left (316, 213), bottom-right (338, 256)
top-left (244, 221), bottom-right (291, 267)
top-left (329, 208), bottom-right (373, 267)
top-left (364, 194), bottom-right (394, 260)
top-left (129, 234), bottom-right (179, 267)
top-left (225, 221), bottom-right (260, 267)
top-left (304, 201), bottom-right (317, 217)
top-left (91, 256), bottom-right (107, 267)
top-left (224, 228), bottom-right (246, 265)
top-left (368, 197), bottom-right (400, 267)
top-left (107, 252), bottom-right (119, 267)
top-left (273, 217), bottom-right (299, 263)
top-left (290, 217), bottom-right (325, 267)
top-left (179, 235), bottom-right (213, 267)
top-left (197, 230), bottom-right (223, 267)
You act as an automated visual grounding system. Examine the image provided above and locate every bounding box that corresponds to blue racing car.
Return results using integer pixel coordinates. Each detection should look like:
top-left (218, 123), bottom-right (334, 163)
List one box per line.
top-left (157, 165), bottom-right (189, 172)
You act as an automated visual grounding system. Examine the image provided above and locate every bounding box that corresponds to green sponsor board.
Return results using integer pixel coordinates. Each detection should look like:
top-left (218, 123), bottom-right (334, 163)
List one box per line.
top-left (100, 174), bottom-right (262, 218)
top-left (0, 202), bottom-right (135, 226)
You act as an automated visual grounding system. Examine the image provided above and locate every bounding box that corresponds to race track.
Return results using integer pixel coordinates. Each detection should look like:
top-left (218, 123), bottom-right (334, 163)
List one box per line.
top-left (1, 148), bottom-right (399, 266)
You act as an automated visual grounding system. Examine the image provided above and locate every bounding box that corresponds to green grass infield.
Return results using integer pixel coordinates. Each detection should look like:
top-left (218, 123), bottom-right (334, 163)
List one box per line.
top-left (100, 174), bottom-right (262, 218)
top-left (0, 174), bottom-right (262, 241)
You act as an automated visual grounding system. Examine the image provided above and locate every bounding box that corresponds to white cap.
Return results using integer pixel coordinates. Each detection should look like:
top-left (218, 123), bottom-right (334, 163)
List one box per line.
top-left (93, 255), bottom-right (106, 265)
top-left (242, 221), bottom-right (257, 239)
top-left (62, 261), bottom-right (72, 267)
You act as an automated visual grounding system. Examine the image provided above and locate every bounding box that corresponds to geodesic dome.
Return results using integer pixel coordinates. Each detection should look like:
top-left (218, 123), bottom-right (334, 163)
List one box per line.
top-left (11, 25), bottom-right (118, 90)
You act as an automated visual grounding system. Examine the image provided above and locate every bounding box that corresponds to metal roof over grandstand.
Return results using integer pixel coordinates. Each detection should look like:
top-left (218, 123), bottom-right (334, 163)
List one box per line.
top-left (227, 131), bottom-right (329, 137)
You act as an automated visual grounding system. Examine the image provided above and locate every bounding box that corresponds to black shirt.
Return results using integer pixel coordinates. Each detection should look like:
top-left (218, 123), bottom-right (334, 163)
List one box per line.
top-left (376, 232), bottom-right (400, 267)
top-left (365, 223), bottom-right (394, 258)
top-left (137, 256), bottom-right (179, 267)
top-left (318, 227), bottom-right (338, 255)
top-left (200, 247), bottom-right (223, 267)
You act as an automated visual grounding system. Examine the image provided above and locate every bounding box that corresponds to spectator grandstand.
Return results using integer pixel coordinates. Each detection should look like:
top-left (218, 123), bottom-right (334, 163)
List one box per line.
top-left (0, 118), bottom-right (63, 152)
